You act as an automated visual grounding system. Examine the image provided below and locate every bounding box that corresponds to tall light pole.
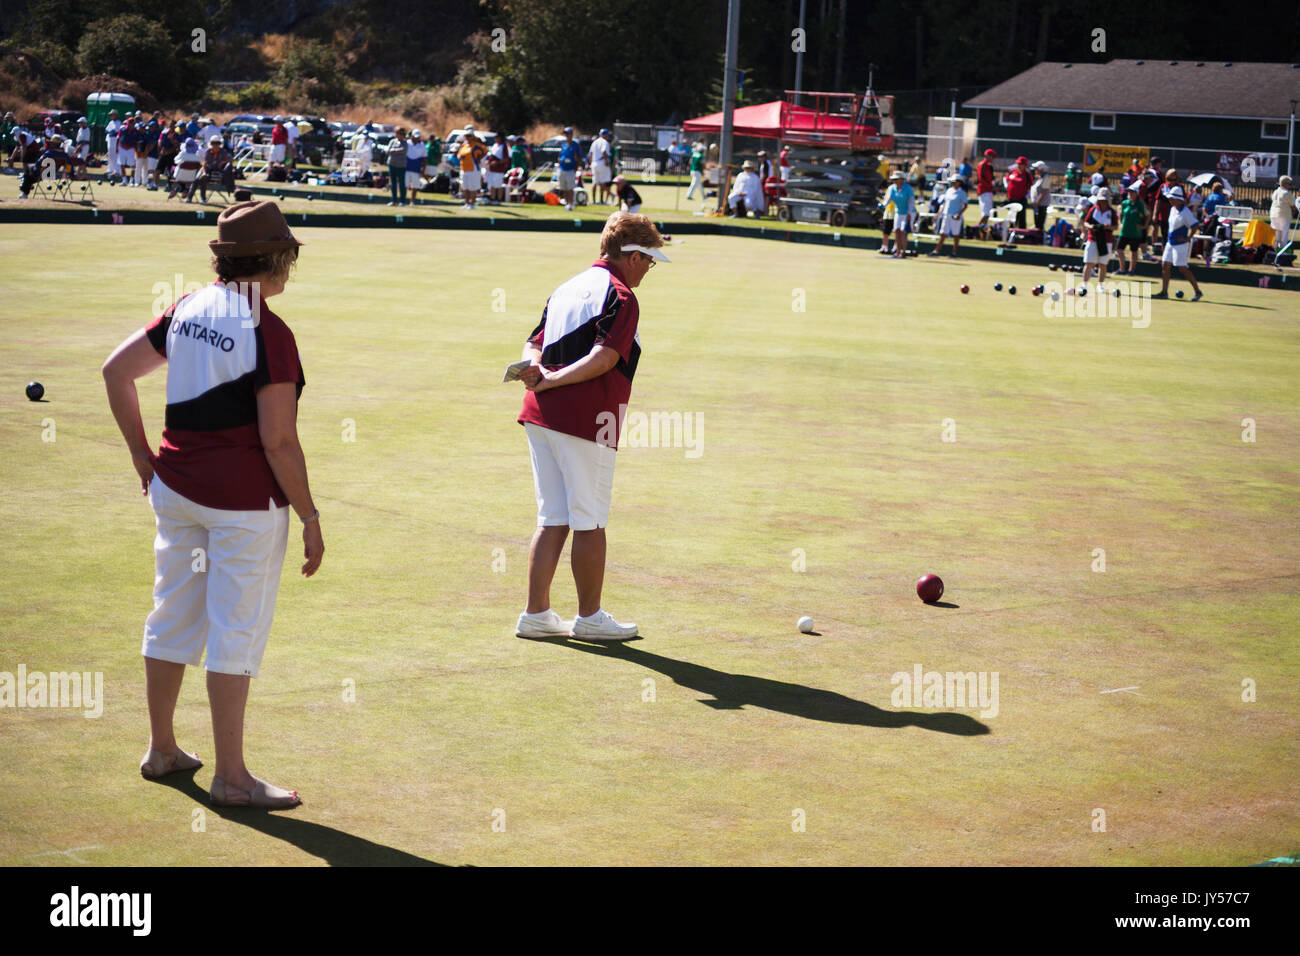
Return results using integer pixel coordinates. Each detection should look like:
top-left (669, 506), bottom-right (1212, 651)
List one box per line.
top-left (947, 89), bottom-right (957, 164)
top-left (719, 0), bottom-right (742, 206)
top-left (794, 0), bottom-right (806, 104)
top-left (1289, 99), bottom-right (1296, 178)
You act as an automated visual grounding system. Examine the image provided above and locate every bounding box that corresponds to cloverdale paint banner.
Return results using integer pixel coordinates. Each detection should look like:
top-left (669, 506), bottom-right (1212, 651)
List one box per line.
top-left (1216, 152), bottom-right (1279, 181)
top-left (1083, 145), bottom-right (1148, 175)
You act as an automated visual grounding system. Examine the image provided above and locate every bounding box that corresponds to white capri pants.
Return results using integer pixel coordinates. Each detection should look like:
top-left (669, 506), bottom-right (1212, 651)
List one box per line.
top-left (1082, 240), bottom-right (1113, 264)
top-left (460, 169), bottom-right (482, 192)
top-left (939, 214), bottom-right (964, 237)
top-left (486, 170), bottom-right (505, 189)
top-left (1162, 240), bottom-right (1191, 268)
top-left (525, 423), bottom-right (615, 531)
top-left (978, 192), bottom-right (994, 216)
top-left (142, 475), bottom-right (289, 678)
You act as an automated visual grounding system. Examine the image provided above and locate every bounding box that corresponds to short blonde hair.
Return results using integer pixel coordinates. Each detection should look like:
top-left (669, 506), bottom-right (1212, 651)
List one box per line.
top-left (210, 247), bottom-right (299, 284)
top-left (599, 212), bottom-right (664, 259)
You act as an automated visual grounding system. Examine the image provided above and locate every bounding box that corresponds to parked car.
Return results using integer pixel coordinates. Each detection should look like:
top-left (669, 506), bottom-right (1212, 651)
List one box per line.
top-left (530, 134), bottom-right (592, 169)
top-left (441, 127), bottom-right (496, 169)
top-left (329, 121), bottom-right (359, 141)
top-left (30, 110), bottom-right (83, 140)
top-left (288, 114), bottom-right (339, 163)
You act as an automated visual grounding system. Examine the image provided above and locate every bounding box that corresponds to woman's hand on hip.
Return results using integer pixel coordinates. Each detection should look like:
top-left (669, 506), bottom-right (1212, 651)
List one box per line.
top-left (301, 521), bottom-right (324, 578)
top-left (131, 450), bottom-right (154, 495)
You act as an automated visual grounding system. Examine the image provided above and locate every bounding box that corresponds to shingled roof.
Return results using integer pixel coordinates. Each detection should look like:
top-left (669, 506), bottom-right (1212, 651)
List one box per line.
top-left (964, 60), bottom-right (1300, 120)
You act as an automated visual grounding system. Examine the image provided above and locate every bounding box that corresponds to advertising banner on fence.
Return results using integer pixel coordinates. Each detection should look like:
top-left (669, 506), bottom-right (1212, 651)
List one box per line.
top-left (1215, 152), bottom-right (1279, 182)
top-left (1083, 144), bottom-right (1148, 175)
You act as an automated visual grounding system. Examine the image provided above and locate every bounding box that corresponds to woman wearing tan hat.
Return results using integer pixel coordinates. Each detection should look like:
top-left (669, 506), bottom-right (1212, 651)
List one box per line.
top-left (102, 201), bottom-right (322, 809)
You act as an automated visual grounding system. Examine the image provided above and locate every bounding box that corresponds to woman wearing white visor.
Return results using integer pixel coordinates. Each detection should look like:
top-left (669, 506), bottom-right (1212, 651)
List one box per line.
top-left (513, 213), bottom-right (669, 641)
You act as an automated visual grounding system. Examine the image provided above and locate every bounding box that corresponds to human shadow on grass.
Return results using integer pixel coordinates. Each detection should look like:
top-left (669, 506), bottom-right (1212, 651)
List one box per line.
top-left (552, 640), bottom-right (989, 736)
top-left (154, 772), bottom-right (448, 866)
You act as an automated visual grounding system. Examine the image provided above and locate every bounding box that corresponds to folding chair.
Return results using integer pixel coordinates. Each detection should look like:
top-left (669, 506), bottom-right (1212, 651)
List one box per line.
top-left (169, 160), bottom-right (202, 201)
top-left (71, 179), bottom-right (95, 204)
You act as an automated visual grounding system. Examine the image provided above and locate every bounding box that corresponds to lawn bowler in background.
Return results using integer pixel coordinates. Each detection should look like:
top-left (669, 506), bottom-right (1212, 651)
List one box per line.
top-left (883, 170), bottom-right (915, 259)
top-left (928, 173), bottom-right (967, 258)
top-left (513, 212), bottom-right (669, 641)
top-left (1080, 187), bottom-right (1115, 285)
top-left (1153, 186), bottom-right (1203, 301)
top-left (101, 200), bottom-right (323, 808)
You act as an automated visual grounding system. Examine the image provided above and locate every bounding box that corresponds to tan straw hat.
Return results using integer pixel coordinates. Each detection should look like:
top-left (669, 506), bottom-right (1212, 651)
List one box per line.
top-left (208, 201), bottom-right (304, 257)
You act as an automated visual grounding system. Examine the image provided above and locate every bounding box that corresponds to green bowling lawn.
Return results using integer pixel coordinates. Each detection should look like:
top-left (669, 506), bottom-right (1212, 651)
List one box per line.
top-left (0, 223), bottom-right (1295, 865)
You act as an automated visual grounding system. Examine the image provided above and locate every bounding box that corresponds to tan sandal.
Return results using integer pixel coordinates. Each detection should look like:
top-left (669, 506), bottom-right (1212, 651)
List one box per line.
top-left (210, 776), bottom-right (301, 809)
top-left (140, 748), bottom-right (202, 780)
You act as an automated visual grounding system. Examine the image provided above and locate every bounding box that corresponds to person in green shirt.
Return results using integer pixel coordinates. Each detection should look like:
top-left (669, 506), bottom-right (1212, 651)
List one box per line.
top-left (1, 112), bottom-right (15, 156)
top-left (508, 136), bottom-right (529, 171)
top-left (686, 142), bottom-right (705, 200)
top-left (1116, 183), bottom-right (1147, 275)
top-left (1064, 162), bottom-right (1081, 194)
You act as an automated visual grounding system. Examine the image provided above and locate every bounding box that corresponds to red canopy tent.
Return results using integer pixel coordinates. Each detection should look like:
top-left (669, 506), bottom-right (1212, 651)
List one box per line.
top-left (682, 98), bottom-right (869, 146)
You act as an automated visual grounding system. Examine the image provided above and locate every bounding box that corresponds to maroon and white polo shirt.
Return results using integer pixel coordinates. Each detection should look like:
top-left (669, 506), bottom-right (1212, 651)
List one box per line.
top-left (144, 282), bottom-right (304, 510)
top-left (518, 259), bottom-right (640, 449)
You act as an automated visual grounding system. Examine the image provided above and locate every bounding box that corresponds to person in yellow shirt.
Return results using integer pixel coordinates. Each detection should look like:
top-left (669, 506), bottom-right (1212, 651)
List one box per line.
top-left (457, 129), bottom-right (488, 210)
top-left (876, 153), bottom-right (890, 180)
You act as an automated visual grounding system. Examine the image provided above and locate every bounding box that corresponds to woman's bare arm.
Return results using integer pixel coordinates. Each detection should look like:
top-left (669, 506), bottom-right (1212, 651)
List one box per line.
top-left (102, 329), bottom-right (166, 494)
top-left (257, 383), bottom-right (323, 577)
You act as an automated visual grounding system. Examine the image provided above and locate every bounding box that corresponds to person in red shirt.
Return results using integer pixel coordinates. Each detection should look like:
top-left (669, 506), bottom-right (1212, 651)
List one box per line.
top-left (102, 201), bottom-right (322, 809)
top-left (269, 117), bottom-right (289, 173)
top-left (1004, 155), bottom-right (1031, 228)
top-left (976, 148), bottom-right (997, 235)
top-left (513, 212), bottom-right (669, 642)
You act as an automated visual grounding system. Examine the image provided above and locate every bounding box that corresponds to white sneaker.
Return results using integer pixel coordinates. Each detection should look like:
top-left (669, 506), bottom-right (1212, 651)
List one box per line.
top-left (516, 609), bottom-right (571, 639)
top-left (571, 609), bottom-right (638, 641)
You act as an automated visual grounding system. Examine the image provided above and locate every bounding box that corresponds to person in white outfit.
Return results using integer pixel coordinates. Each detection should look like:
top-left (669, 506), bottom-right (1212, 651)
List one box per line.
top-left (1270, 175), bottom-right (1297, 246)
top-left (728, 160), bottom-right (764, 217)
top-left (105, 110), bottom-right (121, 180)
top-left (1153, 187), bottom-right (1204, 300)
top-left (406, 129), bottom-right (428, 204)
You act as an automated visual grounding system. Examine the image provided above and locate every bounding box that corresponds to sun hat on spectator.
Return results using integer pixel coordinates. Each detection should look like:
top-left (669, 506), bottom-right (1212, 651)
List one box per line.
top-left (209, 201), bottom-right (304, 257)
top-left (1125, 182), bottom-right (1139, 192)
top-left (563, 126), bottom-right (574, 134)
top-left (742, 160), bottom-right (756, 170)
top-left (889, 170), bottom-right (904, 180)
top-left (1096, 188), bottom-right (1112, 201)
top-left (1168, 187), bottom-right (1186, 201)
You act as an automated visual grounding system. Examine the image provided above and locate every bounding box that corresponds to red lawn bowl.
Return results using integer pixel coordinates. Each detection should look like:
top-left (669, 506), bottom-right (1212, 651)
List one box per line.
top-left (916, 574), bottom-right (944, 603)
top-left (960, 284), bottom-right (969, 294)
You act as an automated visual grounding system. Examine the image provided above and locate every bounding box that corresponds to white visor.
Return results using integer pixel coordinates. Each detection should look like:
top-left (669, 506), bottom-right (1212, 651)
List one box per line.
top-left (621, 243), bottom-right (670, 263)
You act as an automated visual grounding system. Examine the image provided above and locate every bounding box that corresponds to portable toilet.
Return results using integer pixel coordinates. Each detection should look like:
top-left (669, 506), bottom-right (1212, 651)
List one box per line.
top-left (86, 92), bottom-right (136, 152)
